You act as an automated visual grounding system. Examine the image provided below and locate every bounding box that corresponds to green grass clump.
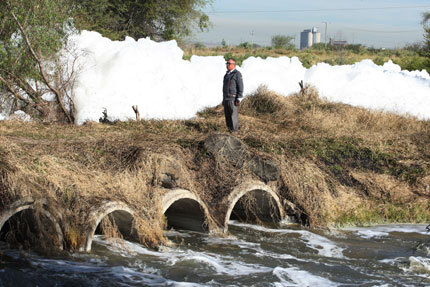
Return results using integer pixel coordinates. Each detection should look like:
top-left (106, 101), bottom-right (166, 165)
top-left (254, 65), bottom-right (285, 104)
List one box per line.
top-left (335, 202), bottom-right (430, 226)
top-left (284, 136), bottom-right (428, 186)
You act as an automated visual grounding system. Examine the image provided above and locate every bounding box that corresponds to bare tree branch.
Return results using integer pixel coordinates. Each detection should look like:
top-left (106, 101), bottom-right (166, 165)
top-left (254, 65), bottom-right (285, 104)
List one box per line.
top-left (132, 105), bottom-right (140, 121)
top-left (0, 74), bottom-right (31, 105)
top-left (9, 10), bottom-right (73, 123)
top-left (0, 68), bottom-right (38, 101)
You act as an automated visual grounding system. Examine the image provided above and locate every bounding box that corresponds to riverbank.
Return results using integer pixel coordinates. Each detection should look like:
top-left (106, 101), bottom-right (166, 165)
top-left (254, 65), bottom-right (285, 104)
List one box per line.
top-left (1, 86), bottom-right (429, 251)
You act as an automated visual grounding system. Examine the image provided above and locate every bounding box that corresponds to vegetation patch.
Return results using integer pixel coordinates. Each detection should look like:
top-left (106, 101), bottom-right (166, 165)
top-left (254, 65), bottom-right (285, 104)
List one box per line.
top-left (184, 44), bottom-right (430, 73)
top-left (334, 201), bottom-right (430, 226)
top-left (241, 86), bottom-right (285, 115)
top-left (286, 137), bottom-right (428, 186)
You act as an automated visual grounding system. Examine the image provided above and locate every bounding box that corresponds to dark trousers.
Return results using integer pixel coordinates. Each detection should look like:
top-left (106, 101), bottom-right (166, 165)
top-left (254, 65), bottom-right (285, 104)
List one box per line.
top-left (223, 100), bottom-right (238, 132)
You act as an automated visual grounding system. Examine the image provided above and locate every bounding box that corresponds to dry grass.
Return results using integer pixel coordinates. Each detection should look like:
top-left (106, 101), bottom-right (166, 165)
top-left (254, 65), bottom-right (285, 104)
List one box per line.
top-left (1, 85), bottom-right (429, 251)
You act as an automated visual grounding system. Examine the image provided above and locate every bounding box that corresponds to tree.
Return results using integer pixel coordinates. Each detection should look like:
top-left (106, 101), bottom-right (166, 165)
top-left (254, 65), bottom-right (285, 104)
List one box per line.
top-left (422, 11), bottom-right (430, 55)
top-left (238, 42), bottom-right (252, 49)
top-left (72, 0), bottom-right (212, 41)
top-left (0, 0), bottom-right (77, 122)
top-left (194, 42), bottom-right (205, 49)
top-left (271, 35), bottom-right (295, 50)
top-left (221, 39), bottom-right (227, 48)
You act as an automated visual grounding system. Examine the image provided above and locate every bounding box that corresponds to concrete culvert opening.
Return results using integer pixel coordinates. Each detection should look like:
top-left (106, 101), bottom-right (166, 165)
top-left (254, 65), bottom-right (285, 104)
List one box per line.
top-left (230, 190), bottom-right (281, 225)
top-left (95, 210), bottom-right (137, 241)
top-left (164, 199), bottom-right (208, 232)
top-left (0, 209), bottom-right (61, 252)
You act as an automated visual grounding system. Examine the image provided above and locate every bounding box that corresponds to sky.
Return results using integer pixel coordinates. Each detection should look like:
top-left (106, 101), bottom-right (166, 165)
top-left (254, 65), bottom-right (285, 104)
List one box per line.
top-left (192, 0), bottom-right (430, 48)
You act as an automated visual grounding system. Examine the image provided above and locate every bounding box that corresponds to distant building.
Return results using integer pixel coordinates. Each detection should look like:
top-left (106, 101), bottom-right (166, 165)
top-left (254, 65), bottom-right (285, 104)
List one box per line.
top-left (329, 38), bottom-right (348, 47)
top-left (312, 27), bottom-right (321, 46)
top-left (300, 27), bottom-right (320, 49)
top-left (300, 29), bottom-right (312, 50)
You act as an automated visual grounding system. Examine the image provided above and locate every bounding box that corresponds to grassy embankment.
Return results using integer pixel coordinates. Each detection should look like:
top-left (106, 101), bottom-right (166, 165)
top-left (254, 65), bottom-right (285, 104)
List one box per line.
top-left (184, 43), bottom-right (430, 226)
top-left (1, 85), bottom-right (430, 250)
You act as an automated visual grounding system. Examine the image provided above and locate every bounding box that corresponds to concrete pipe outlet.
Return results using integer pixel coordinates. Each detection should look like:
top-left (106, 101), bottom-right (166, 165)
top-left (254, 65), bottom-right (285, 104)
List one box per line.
top-left (0, 197), bottom-right (64, 251)
top-left (83, 201), bottom-right (137, 252)
top-left (161, 189), bottom-right (211, 232)
top-left (224, 182), bottom-right (285, 233)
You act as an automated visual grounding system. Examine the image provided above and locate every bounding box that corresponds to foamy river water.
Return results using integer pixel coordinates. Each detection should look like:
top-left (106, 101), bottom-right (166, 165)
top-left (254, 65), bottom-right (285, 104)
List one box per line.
top-left (1, 222), bottom-right (429, 286)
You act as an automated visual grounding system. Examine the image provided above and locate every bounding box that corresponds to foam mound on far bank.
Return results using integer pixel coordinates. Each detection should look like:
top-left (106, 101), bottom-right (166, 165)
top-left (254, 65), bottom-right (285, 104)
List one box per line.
top-left (65, 31), bottom-right (430, 125)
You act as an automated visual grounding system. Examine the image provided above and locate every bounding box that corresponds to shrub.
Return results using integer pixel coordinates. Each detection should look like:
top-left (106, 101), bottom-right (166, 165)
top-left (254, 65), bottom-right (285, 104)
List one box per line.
top-left (238, 42), bottom-right (252, 49)
top-left (194, 42), bottom-right (205, 49)
top-left (271, 35), bottom-right (295, 50)
top-left (393, 56), bottom-right (430, 72)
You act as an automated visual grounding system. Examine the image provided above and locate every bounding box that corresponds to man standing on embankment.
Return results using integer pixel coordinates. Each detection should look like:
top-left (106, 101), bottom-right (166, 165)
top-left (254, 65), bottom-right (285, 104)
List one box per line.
top-left (222, 58), bottom-right (244, 133)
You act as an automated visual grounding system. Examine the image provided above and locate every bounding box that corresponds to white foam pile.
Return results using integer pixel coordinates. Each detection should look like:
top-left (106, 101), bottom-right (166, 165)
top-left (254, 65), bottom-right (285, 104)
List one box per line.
top-left (62, 30), bottom-right (430, 125)
top-left (1, 30), bottom-right (429, 124)
top-left (68, 31), bottom-right (224, 125)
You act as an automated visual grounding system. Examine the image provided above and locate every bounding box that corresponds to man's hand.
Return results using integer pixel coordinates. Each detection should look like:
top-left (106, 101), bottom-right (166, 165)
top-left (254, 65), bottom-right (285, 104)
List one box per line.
top-left (234, 100), bottom-right (240, 106)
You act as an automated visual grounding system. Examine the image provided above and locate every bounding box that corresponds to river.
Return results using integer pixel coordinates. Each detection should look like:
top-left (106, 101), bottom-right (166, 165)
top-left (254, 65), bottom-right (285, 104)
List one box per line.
top-left (0, 222), bottom-right (429, 286)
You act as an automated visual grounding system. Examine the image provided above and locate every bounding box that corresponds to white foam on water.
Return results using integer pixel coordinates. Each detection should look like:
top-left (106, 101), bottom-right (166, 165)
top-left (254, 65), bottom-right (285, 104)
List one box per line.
top-left (39, 257), bottom-right (205, 287)
top-left (204, 234), bottom-right (261, 248)
top-left (21, 241), bottom-right (208, 287)
top-left (272, 266), bottom-right (338, 287)
top-left (94, 235), bottom-right (271, 277)
top-left (170, 283), bottom-right (209, 287)
top-left (129, 260), bottom-right (160, 276)
top-left (164, 230), bottom-right (192, 238)
top-left (168, 249), bottom-right (272, 276)
top-left (405, 256), bottom-right (430, 274)
top-left (352, 230), bottom-right (389, 239)
top-left (424, 246), bottom-right (430, 256)
top-left (378, 257), bottom-right (404, 264)
top-left (31, 257), bottom-right (110, 273)
top-left (105, 265), bottom-right (208, 287)
top-left (203, 231), bottom-right (302, 262)
top-left (343, 224), bottom-right (429, 239)
top-left (229, 221), bottom-right (345, 258)
top-left (93, 235), bottom-right (169, 258)
top-left (252, 248), bottom-right (299, 261)
top-left (173, 254), bottom-right (226, 273)
top-left (299, 231), bottom-right (344, 259)
top-left (378, 256), bottom-right (430, 283)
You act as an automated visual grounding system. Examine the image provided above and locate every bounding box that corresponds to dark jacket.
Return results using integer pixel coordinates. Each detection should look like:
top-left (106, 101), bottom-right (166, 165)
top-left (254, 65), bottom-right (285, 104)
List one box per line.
top-left (223, 69), bottom-right (244, 102)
